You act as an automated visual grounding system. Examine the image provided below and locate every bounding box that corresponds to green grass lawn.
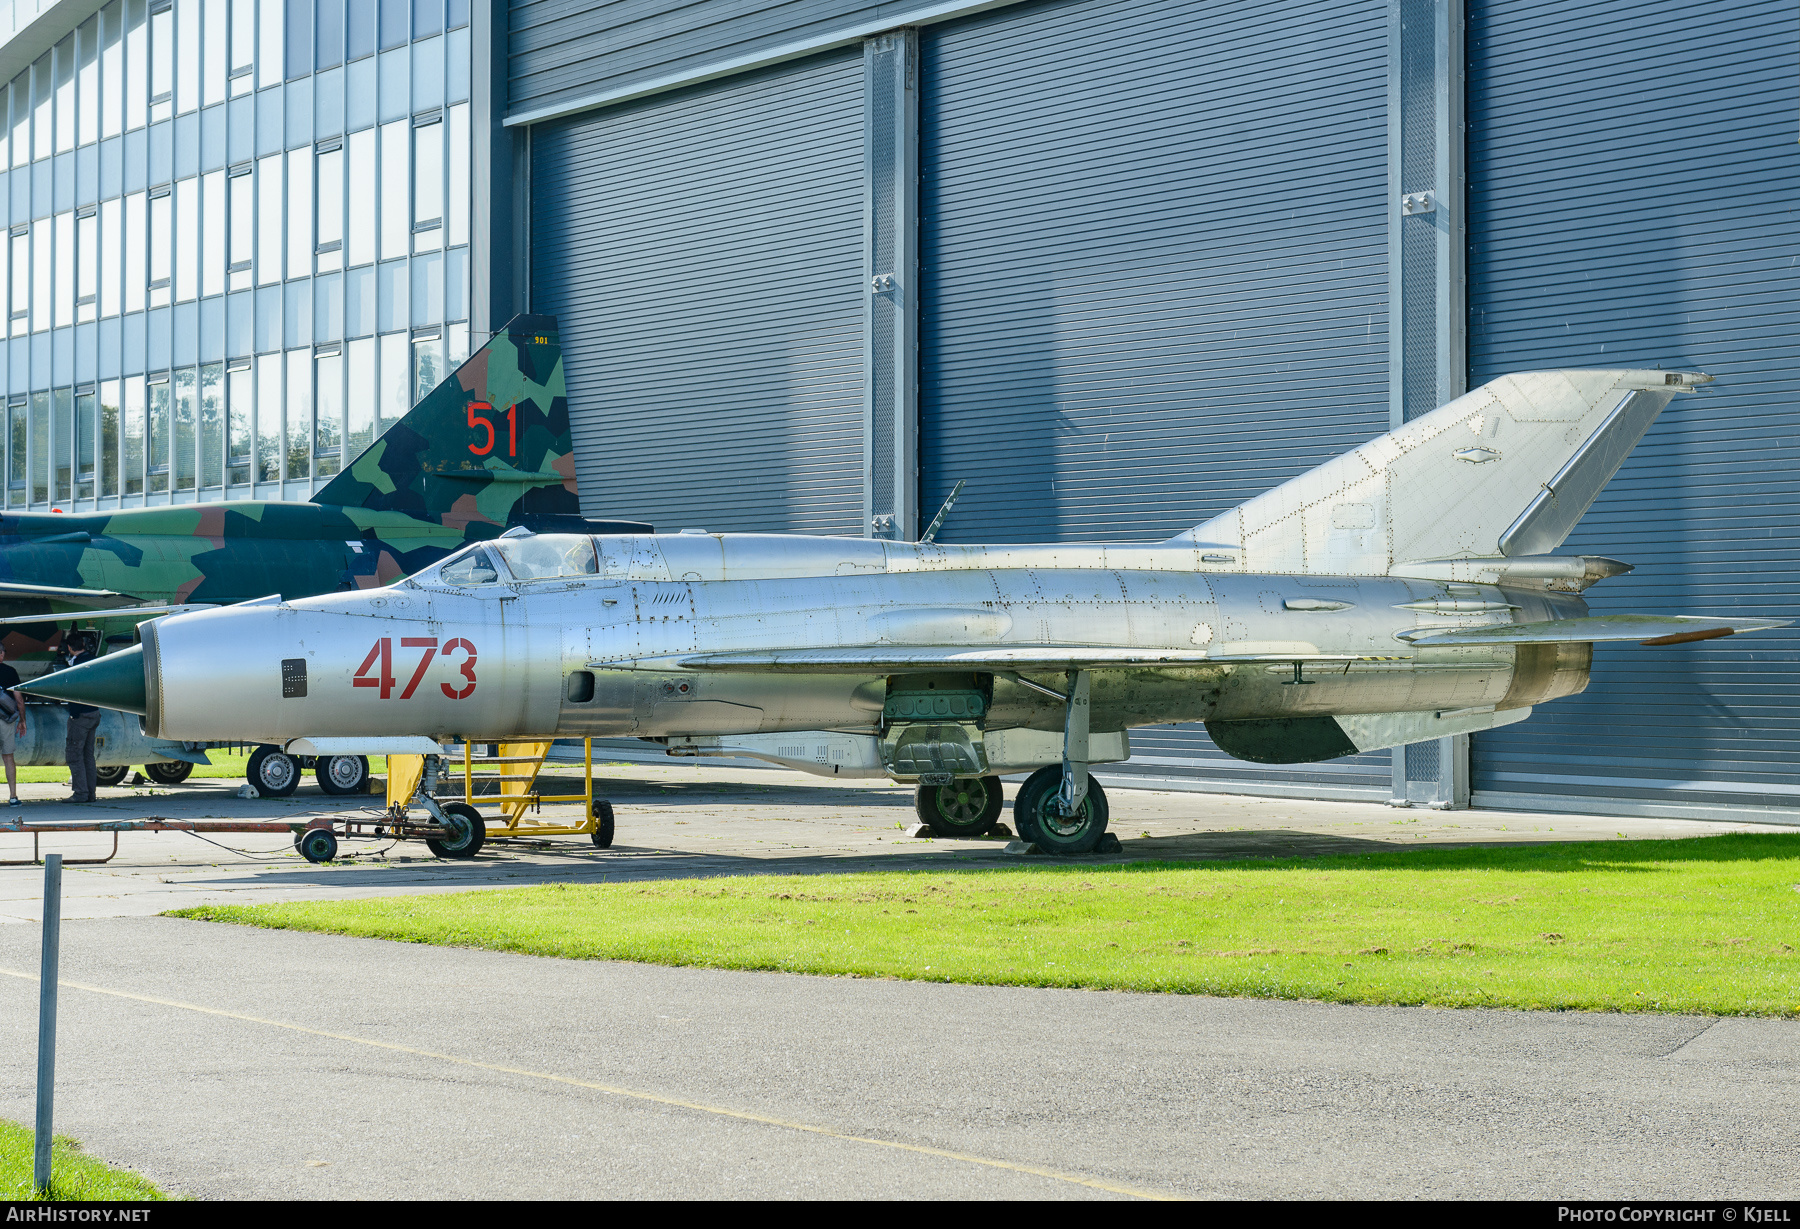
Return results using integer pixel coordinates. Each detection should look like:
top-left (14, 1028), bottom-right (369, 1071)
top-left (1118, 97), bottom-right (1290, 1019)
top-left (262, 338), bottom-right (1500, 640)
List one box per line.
top-left (173, 832), bottom-right (1800, 1016)
top-left (0, 1120), bottom-right (167, 1200)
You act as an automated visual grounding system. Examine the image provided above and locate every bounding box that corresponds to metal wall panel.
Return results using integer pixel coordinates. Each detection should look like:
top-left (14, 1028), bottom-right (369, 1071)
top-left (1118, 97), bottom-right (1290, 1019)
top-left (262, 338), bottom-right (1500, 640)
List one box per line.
top-left (920, 0), bottom-right (1394, 794)
top-left (510, 0), bottom-right (984, 118)
top-left (1466, 0), bottom-right (1800, 819)
top-left (530, 50), bottom-right (867, 534)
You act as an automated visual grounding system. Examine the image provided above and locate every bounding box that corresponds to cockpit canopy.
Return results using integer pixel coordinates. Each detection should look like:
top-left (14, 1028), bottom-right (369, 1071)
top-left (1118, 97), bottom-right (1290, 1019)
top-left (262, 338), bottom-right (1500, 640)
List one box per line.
top-left (416, 534), bottom-right (599, 587)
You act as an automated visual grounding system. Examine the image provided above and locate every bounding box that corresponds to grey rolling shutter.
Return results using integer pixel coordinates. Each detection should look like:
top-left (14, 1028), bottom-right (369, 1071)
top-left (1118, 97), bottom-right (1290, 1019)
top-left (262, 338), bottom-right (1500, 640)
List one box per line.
top-left (918, 0), bottom-right (1394, 795)
top-left (531, 50), bottom-right (865, 535)
top-left (1466, 0), bottom-right (1800, 819)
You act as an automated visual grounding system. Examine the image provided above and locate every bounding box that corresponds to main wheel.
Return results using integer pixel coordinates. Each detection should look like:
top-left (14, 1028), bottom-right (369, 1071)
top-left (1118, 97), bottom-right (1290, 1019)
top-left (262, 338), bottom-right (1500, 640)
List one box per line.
top-left (426, 801), bottom-right (486, 860)
top-left (94, 765), bottom-right (129, 788)
top-left (143, 760), bottom-right (193, 786)
top-left (591, 799), bottom-right (615, 849)
top-left (915, 776), bottom-right (1005, 837)
top-left (297, 828), bottom-right (338, 863)
top-left (246, 746), bottom-right (300, 797)
top-left (1013, 765), bottom-right (1110, 856)
top-left (316, 754), bottom-right (370, 796)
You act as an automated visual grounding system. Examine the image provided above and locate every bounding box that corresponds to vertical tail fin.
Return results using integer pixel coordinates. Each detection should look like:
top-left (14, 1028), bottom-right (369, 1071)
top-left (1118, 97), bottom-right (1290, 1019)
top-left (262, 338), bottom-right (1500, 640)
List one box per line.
top-left (313, 314), bottom-right (579, 531)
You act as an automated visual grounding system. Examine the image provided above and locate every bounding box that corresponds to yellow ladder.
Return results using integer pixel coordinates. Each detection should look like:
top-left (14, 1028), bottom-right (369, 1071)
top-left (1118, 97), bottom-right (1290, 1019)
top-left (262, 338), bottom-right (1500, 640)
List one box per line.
top-left (385, 741), bottom-right (600, 839)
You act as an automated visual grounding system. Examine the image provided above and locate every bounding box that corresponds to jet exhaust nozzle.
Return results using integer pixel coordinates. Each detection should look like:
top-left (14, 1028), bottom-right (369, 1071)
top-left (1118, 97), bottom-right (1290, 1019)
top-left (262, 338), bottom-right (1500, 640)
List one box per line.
top-left (20, 644), bottom-right (149, 716)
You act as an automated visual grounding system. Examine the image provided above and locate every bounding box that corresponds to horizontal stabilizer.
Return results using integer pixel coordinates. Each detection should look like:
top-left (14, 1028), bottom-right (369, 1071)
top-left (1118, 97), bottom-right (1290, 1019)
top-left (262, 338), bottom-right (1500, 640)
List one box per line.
top-left (1402, 615), bottom-right (1791, 647)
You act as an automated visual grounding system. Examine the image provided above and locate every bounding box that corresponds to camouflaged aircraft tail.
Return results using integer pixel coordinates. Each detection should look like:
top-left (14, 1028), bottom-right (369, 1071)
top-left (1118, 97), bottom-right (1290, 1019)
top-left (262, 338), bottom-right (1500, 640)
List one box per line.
top-left (313, 314), bottom-right (580, 533)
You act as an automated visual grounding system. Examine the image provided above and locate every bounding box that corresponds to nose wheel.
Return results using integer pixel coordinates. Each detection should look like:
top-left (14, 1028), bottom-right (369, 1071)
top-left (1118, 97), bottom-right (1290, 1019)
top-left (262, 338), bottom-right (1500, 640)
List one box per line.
top-left (426, 801), bottom-right (487, 860)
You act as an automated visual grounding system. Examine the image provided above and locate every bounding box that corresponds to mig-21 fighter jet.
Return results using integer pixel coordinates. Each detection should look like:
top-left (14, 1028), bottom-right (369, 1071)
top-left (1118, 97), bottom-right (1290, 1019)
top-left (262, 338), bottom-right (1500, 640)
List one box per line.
top-left (26, 366), bottom-right (1787, 855)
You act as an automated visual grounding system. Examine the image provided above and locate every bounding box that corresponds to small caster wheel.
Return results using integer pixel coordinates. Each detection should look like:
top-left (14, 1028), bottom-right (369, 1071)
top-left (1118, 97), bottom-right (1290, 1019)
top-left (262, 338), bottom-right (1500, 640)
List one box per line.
top-left (591, 799), bottom-right (615, 849)
top-left (297, 828), bottom-right (338, 863)
top-left (427, 801), bottom-right (486, 859)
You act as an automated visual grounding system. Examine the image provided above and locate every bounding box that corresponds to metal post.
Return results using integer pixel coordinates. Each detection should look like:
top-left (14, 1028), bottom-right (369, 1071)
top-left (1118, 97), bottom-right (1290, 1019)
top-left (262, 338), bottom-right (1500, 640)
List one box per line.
top-left (34, 853), bottom-right (61, 1195)
top-left (862, 29), bottom-right (919, 541)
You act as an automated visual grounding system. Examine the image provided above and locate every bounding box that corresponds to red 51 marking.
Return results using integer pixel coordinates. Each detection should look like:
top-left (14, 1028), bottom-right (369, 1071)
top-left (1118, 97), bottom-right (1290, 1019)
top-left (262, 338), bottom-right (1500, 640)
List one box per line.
top-left (353, 636), bottom-right (477, 700)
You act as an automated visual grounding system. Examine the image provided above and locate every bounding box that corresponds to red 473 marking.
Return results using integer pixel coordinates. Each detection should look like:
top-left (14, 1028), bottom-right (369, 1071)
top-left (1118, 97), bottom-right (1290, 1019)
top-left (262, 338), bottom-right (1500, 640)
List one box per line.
top-left (353, 637), bottom-right (477, 700)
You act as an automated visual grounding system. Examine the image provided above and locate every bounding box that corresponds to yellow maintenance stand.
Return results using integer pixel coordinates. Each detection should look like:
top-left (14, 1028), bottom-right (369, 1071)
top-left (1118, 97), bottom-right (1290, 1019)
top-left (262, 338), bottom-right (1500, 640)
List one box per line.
top-left (385, 739), bottom-right (615, 849)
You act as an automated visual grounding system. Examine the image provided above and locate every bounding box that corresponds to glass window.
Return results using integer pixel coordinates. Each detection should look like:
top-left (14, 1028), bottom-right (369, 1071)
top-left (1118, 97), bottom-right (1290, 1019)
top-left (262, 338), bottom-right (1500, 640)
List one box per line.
top-left (54, 38), bottom-right (74, 155)
top-left (315, 0), bottom-right (343, 71)
top-left (125, 0), bottom-right (148, 132)
top-left (10, 231), bottom-right (28, 335)
top-left (447, 102), bottom-right (467, 248)
top-left (54, 213), bottom-right (74, 328)
top-left (255, 152), bottom-right (280, 285)
top-left (32, 223), bottom-right (51, 332)
top-left (284, 348), bottom-right (309, 479)
top-left (434, 544), bottom-right (499, 587)
top-left (346, 335), bottom-right (373, 456)
top-left (201, 170), bottom-right (224, 297)
top-left (51, 388), bottom-right (72, 501)
top-left (412, 117), bottom-right (440, 248)
top-left (76, 210), bottom-right (96, 323)
top-left (379, 0), bottom-right (407, 50)
top-left (100, 198), bottom-right (121, 318)
top-left (313, 349), bottom-right (340, 475)
top-left (149, 4), bottom-right (172, 123)
top-left (230, 0), bottom-right (254, 95)
top-left (30, 391), bottom-right (48, 504)
top-left (412, 333), bottom-right (443, 403)
top-left (78, 19), bottom-right (99, 148)
top-left (124, 191), bottom-right (147, 313)
top-left (314, 144), bottom-right (341, 271)
top-left (6, 401), bottom-right (23, 506)
top-left (176, 0), bottom-right (200, 115)
top-left (199, 361), bottom-right (222, 487)
top-left (32, 55), bottom-right (50, 163)
top-left (174, 177), bottom-right (197, 301)
top-left (491, 536), bottom-right (598, 581)
top-left (99, 379), bottom-right (119, 497)
top-left (174, 367), bottom-right (197, 491)
top-left (412, 0), bottom-right (441, 40)
top-left (203, 0), bottom-right (227, 107)
top-left (226, 360), bottom-right (250, 483)
top-left (348, 0), bottom-right (374, 60)
top-left (284, 0), bottom-right (309, 81)
top-left (146, 374), bottom-right (169, 492)
top-left (284, 146), bottom-right (309, 278)
top-left (257, 0), bottom-right (283, 91)
top-left (148, 189), bottom-right (170, 307)
top-left (447, 321), bottom-right (467, 367)
top-left (102, 3), bottom-right (125, 140)
top-left (378, 119), bottom-right (406, 260)
top-left (255, 350), bottom-right (280, 480)
top-left (76, 389), bottom-right (96, 499)
top-left (346, 127), bottom-right (373, 266)
top-left (10, 80), bottom-right (27, 168)
top-left (378, 330), bottom-right (407, 430)
top-left (228, 167), bottom-right (252, 291)
top-left (122, 375), bottom-right (145, 495)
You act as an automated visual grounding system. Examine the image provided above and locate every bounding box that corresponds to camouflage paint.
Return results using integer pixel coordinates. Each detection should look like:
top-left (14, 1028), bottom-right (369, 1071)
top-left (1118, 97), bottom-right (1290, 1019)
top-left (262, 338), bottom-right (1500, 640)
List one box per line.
top-left (0, 315), bottom-right (646, 656)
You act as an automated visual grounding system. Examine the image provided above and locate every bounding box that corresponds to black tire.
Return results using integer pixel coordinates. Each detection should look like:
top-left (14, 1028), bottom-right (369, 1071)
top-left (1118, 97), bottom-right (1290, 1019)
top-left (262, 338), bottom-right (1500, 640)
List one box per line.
top-left (915, 775), bottom-right (1005, 837)
top-left (297, 828), bottom-right (338, 863)
top-left (94, 765), bottom-right (129, 788)
top-left (246, 746), bottom-right (300, 797)
top-left (426, 801), bottom-right (486, 860)
top-left (143, 760), bottom-right (193, 786)
top-left (1013, 765), bottom-right (1110, 856)
top-left (315, 754), bottom-right (370, 796)
top-left (591, 799), bottom-right (615, 849)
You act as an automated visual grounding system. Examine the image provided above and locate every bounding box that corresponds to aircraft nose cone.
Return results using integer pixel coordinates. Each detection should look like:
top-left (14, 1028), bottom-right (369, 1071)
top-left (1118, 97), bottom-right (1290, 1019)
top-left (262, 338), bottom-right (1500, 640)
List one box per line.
top-left (21, 645), bottom-right (148, 715)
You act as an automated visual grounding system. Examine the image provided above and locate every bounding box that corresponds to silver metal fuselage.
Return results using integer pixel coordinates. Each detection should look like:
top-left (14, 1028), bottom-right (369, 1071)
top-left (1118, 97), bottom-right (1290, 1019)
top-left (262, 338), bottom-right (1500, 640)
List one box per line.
top-left (139, 533), bottom-right (1588, 747)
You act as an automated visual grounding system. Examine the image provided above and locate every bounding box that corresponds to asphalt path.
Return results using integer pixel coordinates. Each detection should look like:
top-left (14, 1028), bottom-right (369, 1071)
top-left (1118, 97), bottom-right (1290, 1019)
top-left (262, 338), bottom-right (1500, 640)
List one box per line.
top-left (0, 916), bottom-right (1794, 1200)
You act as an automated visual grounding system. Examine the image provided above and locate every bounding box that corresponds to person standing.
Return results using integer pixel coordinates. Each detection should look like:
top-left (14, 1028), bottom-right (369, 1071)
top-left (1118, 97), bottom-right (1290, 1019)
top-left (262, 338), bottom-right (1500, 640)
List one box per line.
top-left (0, 643), bottom-right (26, 807)
top-left (59, 632), bottom-right (100, 804)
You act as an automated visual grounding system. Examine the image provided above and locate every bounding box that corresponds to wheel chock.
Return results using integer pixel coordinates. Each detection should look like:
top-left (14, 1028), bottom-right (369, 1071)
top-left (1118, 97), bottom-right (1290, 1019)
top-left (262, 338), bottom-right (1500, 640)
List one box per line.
top-left (1003, 840), bottom-right (1040, 855)
top-left (1093, 833), bottom-right (1122, 854)
top-left (905, 822), bottom-right (936, 839)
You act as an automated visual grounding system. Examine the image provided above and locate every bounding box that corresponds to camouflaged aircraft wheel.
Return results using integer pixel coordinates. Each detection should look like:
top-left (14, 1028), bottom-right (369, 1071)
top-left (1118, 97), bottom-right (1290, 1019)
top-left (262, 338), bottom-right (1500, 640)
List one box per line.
top-left (143, 760), bottom-right (193, 786)
top-left (297, 828), bottom-right (338, 863)
top-left (247, 746), bottom-right (300, 798)
top-left (915, 775), bottom-right (1005, 837)
top-left (591, 799), bottom-right (615, 849)
top-left (1012, 766), bottom-right (1110, 856)
top-left (94, 766), bottom-right (129, 788)
top-left (427, 802), bottom-right (486, 860)
top-left (316, 754), bottom-right (370, 796)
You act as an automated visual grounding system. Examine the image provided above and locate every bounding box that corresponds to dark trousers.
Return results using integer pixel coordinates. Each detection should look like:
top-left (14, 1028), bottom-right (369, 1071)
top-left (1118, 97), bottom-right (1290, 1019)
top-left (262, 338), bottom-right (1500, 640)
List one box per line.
top-left (65, 710), bottom-right (100, 800)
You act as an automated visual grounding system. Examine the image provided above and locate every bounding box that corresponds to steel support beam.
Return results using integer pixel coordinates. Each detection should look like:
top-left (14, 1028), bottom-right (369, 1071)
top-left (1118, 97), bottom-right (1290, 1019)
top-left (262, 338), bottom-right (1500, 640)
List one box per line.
top-left (1389, 0), bottom-right (1469, 809)
top-left (862, 30), bottom-right (919, 541)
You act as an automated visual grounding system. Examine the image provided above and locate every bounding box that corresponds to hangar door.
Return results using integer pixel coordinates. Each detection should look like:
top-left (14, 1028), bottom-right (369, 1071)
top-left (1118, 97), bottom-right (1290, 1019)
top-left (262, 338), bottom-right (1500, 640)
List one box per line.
top-left (1465, 0), bottom-right (1800, 821)
top-left (919, 0), bottom-right (1394, 798)
top-left (530, 51), bottom-right (866, 535)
